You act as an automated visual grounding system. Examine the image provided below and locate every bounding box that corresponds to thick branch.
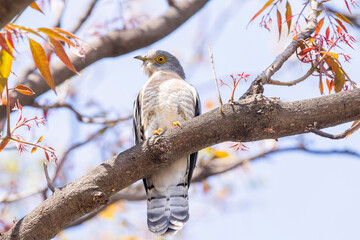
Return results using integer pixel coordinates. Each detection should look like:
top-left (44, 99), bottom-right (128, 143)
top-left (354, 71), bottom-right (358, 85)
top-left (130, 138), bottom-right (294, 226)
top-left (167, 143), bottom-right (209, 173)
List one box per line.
top-left (2, 88), bottom-right (360, 240)
top-left (0, 0), bottom-right (209, 121)
top-left (0, 0), bottom-right (32, 28)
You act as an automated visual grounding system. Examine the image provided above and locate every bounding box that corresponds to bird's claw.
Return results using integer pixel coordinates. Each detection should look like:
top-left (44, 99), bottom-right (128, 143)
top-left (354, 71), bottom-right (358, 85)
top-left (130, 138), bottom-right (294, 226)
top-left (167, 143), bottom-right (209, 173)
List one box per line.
top-left (173, 121), bottom-right (182, 128)
top-left (153, 128), bottom-right (163, 135)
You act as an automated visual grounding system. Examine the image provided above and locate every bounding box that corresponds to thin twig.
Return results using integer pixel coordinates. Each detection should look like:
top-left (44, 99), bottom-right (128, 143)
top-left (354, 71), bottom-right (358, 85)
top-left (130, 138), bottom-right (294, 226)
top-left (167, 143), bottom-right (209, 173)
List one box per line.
top-left (208, 45), bottom-right (223, 112)
top-left (43, 162), bottom-right (55, 193)
top-left (71, 0), bottom-right (99, 34)
top-left (310, 121), bottom-right (360, 139)
top-left (33, 102), bottom-right (131, 125)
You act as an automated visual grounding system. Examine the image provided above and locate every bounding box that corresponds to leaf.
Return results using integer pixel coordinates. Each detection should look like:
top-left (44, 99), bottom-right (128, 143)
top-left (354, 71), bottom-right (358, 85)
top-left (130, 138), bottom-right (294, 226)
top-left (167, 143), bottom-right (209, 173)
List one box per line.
top-left (31, 146), bottom-right (37, 154)
top-left (344, 0), bottom-right (352, 15)
top-left (44, 151), bottom-right (50, 161)
top-left (335, 18), bottom-right (348, 33)
top-left (334, 68), bottom-right (345, 93)
top-left (53, 28), bottom-right (79, 40)
top-left (36, 136), bottom-right (43, 144)
top-left (49, 37), bottom-right (78, 74)
top-left (276, 9), bottom-right (282, 41)
top-left (319, 78), bottom-right (324, 95)
top-left (334, 12), bottom-right (352, 25)
top-left (0, 34), bottom-right (13, 57)
top-left (249, 0), bottom-right (274, 23)
top-left (38, 28), bottom-right (75, 47)
top-left (30, 2), bottom-right (44, 14)
top-left (6, 30), bottom-right (15, 50)
top-left (324, 55), bottom-right (340, 73)
top-left (0, 139), bottom-right (10, 152)
top-left (29, 38), bottom-right (56, 94)
top-left (14, 84), bottom-right (35, 95)
top-left (9, 24), bottom-right (44, 39)
top-left (214, 150), bottom-right (230, 158)
top-left (346, 120), bottom-right (360, 138)
top-left (316, 18), bottom-right (324, 35)
top-left (0, 43), bottom-right (13, 94)
top-left (325, 26), bottom-right (330, 40)
top-left (285, 1), bottom-right (292, 34)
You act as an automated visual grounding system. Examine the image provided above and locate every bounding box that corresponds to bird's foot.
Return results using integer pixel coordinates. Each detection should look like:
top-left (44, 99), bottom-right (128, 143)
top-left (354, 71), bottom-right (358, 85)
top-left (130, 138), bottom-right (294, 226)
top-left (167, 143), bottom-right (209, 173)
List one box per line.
top-left (173, 121), bottom-right (182, 128)
top-left (153, 128), bottom-right (163, 135)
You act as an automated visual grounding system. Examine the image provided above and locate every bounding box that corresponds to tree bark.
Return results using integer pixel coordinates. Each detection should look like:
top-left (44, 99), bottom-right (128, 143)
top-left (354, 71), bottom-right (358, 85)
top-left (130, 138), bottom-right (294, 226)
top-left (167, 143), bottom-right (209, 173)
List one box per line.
top-left (1, 88), bottom-right (360, 240)
top-left (0, 0), bottom-right (209, 120)
top-left (0, 0), bottom-right (32, 28)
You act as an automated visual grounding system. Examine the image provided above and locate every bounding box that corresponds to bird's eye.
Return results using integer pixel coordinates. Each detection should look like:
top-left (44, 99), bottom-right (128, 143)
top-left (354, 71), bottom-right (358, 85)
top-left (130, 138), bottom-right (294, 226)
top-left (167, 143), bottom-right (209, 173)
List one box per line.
top-left (156, 55), bottom-right (166, 64)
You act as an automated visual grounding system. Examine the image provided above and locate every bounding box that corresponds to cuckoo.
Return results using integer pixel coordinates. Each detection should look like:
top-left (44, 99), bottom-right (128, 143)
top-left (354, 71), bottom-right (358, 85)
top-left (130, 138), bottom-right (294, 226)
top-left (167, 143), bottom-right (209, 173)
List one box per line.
top-left (133, 49), bottom-right (201, 235)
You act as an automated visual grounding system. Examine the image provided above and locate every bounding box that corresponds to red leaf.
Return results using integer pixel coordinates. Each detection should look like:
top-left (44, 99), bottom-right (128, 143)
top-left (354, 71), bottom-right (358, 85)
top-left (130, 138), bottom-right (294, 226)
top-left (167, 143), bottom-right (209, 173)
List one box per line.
top-left (344, 0), bottom-right (352, 14)
top-left (0, 34), bottom-right (13, 57)
top-left (14, 84), bottom-right (35, 95)
top-left (319, 78), bottom-right (324, 95)
top-left (277, 9), bottom-right (282, 41)
top-left (49, 37), bottom-right (78, 74)
top-left (325, 27), bottom-right (330, 40)
top-left (29, 38), bottom-right (56, 94)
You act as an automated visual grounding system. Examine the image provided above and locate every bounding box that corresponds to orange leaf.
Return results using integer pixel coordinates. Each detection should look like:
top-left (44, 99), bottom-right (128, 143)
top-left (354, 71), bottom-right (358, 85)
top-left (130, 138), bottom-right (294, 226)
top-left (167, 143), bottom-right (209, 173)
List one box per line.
top-left (324, 55), bottom-right (340, 73)
top-left (249, 0), bottom-right (274, 23)
top-left (38, 28), bottom-right (75, 47)
top-left (49, 37), bottom-right (78, 74)
top-left (53, 28), bottom-right (79, 40)
top-left (285, 1), bottom-right (292, 34)
top-left (30, 2), bottom-right (44, 14)
top-left (0, 139), bottom-right (10, 152)
top-left (316, 18), bottom-right (324, 35)
top-left (277, 9), bottom-right (282, 41)
top-left (335, 18), bottom-right (348, 33)
top-left (334, 68), bottom-right (345, 93)
top-left (334, 12), bottom-right (352, 25)
top-left (9, 24), bottom-right (44, 39)
top-left (14, 84), bottom-right (35, 95)
top-left (31, 146), bottom-right (37, 154)
top-left (319, 78), bottom-right (324, 95)
top-left (36, 135), bottom-right (43, 144)
top-left (0, 34), bottom-right (13, 57)
top-left (347, 120), bottom-right (360, 138)
top-left (29, 38), bottom-right (56, 94)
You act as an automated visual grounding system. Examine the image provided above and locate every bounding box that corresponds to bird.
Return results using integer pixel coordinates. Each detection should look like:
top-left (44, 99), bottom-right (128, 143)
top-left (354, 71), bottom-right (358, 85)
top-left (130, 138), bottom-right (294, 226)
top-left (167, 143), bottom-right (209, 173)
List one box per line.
top-left (133, 49), bottom-right (201, 235)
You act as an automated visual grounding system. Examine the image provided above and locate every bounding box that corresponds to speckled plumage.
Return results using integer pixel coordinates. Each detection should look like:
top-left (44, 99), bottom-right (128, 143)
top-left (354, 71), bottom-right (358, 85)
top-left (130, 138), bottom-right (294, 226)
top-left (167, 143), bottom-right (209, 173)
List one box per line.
top-left (133, 50), bottom-right (200, 235)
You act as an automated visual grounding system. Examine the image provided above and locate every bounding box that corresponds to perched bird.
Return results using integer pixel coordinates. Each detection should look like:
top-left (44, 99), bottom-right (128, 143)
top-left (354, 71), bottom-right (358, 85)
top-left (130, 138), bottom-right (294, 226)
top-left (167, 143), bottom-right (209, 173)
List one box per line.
top-left (133, 49), bottom-right (201, 235)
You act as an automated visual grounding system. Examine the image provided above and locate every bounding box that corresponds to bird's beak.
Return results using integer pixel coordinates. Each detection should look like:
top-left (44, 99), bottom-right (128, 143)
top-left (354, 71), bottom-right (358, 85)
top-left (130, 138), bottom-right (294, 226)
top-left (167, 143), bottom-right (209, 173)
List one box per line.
top-left (134, 55), bottom-right (148, 61)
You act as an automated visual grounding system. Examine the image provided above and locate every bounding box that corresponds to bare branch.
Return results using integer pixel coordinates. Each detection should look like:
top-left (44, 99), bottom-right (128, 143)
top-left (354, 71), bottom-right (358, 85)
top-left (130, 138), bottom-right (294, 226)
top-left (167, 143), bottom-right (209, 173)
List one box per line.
top-left (310, 121), bottom-right (360, 139)
top-left (208, 45), bottom-right (223, 112)
top-left (32, 102), bottom-right (131, 125)
top-left (268, 66), bottom-right (316, 86)
top-left (71, 0), bottom-right (99, 34)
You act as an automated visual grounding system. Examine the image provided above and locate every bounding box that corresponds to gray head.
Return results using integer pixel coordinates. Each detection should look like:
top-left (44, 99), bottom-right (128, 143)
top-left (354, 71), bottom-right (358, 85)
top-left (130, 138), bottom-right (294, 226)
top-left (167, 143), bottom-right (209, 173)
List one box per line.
top-left (134, 49), bottom-right (186, 79)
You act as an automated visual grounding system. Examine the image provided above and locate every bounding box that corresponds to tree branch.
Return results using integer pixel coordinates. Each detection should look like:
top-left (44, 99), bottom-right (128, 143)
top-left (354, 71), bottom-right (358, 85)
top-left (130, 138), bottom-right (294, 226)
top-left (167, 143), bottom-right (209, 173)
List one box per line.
top-left (2, 87), bottom-right (360, 239)
top-left (0, 0), bottom-right (33, 28)
top-left (0, 0), bottom-right (210, 121)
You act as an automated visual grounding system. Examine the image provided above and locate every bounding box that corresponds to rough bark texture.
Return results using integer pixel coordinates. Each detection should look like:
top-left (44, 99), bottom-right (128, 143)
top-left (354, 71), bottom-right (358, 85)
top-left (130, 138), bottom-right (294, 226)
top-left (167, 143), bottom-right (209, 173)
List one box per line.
top-left (1, 88), bottom-right (360, 240)
top-left (0, 0), bottom-right (209, 120)
top-left (0, 0), bottom-right (32, 28)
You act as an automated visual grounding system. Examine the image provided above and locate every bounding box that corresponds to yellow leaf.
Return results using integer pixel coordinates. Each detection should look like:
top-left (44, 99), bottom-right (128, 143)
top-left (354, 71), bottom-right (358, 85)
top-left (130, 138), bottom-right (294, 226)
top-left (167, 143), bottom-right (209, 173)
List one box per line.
top-left (334, 68), bottom-right (345, 93)
top-left (276, 9), bottom-right (282, 41)
top-left (334, 12), bottom-right (352, 25)
top-left (214, 150), bottom-right (230, 158)
top-left (285, 1), bottom-right (292, 34)
top-left (0, 41), bottom-right (13, 94)
top-left (37, 135), bottom-right (43, 143)
top-left (29, 38), bottom-right (56, 94)
top-left (31, 146), bottom-right (37, 154)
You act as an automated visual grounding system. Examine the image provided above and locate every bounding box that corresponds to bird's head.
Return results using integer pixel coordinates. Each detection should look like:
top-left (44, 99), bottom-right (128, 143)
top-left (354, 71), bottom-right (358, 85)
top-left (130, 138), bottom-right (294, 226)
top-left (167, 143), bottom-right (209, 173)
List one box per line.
top-left (134, 49), bottom-right (186, 79)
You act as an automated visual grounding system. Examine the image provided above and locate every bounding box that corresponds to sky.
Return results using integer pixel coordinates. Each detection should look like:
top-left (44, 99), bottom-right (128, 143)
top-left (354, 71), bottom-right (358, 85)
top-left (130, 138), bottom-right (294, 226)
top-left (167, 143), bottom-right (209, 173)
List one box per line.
top-left (1, 0), bottom-right (360, 239)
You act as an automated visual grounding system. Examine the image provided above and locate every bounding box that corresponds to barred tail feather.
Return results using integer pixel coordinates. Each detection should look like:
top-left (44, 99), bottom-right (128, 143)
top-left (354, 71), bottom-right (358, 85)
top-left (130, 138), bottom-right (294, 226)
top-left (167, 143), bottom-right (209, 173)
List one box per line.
top-left (147, 184), bottom-right (189, 235)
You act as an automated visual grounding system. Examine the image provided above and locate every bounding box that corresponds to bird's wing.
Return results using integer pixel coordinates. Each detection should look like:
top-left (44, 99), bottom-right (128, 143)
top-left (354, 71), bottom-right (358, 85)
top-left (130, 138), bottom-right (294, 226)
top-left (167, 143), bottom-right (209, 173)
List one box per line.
top-left (132, 93), bottom-right (150, 191)
top-left (187, 89), bottom-right (201, 186)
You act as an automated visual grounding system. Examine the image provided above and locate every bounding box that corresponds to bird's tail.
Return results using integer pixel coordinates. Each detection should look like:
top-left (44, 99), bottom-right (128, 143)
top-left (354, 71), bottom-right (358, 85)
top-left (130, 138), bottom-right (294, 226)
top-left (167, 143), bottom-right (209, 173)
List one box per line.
top-left (147, 183), bottom-right (189, 235)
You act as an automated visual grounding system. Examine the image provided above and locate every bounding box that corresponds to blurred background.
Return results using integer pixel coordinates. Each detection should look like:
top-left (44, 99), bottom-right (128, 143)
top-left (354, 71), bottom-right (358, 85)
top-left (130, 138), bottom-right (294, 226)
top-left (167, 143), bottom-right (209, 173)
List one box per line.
top-left (1, 0), bottom-right (360, 239)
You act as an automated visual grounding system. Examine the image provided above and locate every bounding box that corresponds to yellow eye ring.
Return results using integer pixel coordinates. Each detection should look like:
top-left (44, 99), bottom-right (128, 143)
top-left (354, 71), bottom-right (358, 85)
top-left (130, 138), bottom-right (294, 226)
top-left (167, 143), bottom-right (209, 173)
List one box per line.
top-left (156, 55), bottom-right (166, 64)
